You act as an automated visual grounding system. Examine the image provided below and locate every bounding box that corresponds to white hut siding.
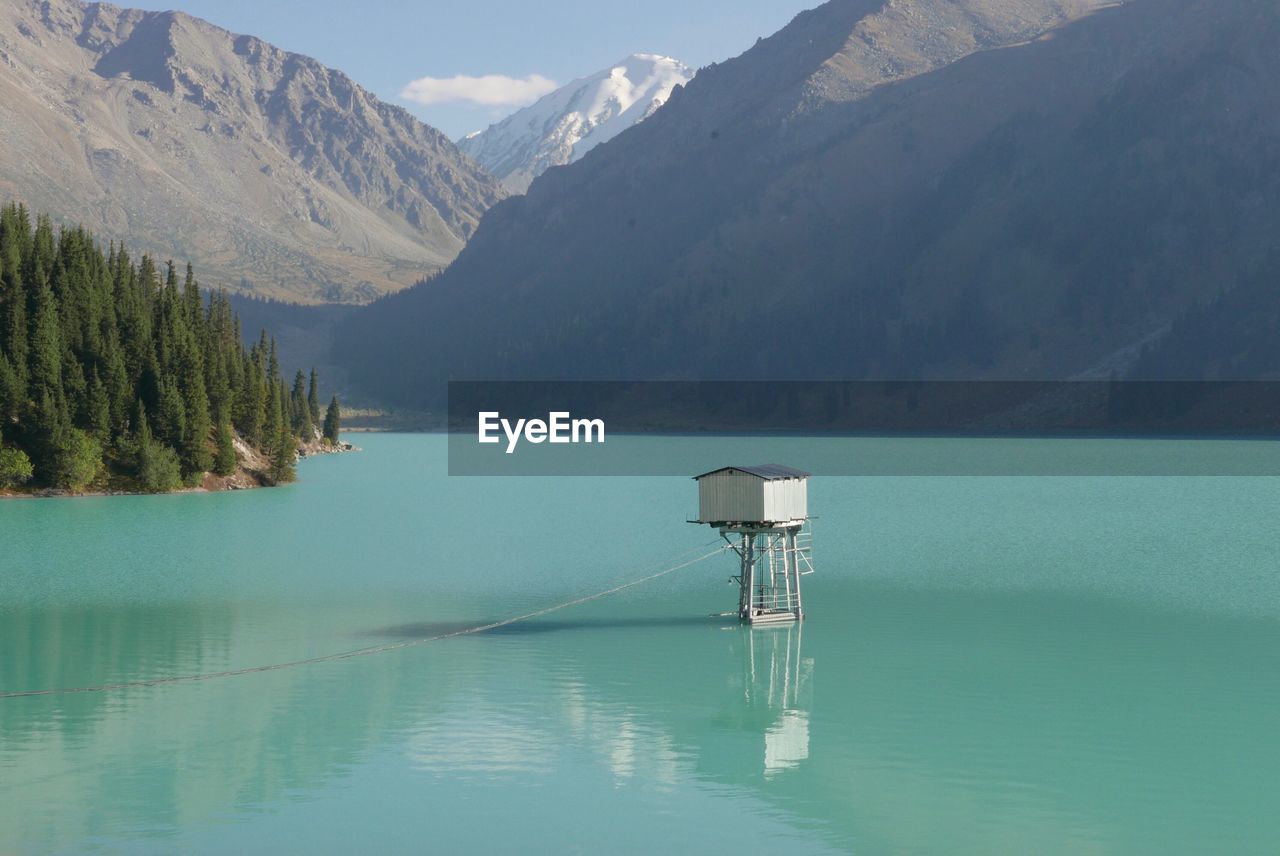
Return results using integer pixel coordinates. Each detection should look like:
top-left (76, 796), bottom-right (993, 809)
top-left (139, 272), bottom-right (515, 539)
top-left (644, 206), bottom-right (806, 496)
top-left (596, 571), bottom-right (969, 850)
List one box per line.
top-left (697, 468), bottom-right (808, 523)
top-left (763, 478), bottom-right (807, 522)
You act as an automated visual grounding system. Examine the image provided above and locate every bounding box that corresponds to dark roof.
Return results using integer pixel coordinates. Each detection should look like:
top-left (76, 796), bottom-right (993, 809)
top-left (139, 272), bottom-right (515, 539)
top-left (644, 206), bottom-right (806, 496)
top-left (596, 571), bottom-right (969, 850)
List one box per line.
top-left (693, 464), bottom-right (811, 481)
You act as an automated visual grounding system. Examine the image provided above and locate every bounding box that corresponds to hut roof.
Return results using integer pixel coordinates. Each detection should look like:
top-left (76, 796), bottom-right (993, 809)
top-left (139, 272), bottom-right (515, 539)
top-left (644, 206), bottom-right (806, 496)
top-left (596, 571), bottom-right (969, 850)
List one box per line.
top-left (693, 464), bottom-right (811, 481)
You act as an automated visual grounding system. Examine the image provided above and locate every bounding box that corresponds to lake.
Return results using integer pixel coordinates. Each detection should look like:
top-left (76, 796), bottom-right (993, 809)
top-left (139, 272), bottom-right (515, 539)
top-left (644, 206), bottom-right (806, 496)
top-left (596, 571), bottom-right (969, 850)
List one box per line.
top-left (2, 434), bottom-right (1279, 853)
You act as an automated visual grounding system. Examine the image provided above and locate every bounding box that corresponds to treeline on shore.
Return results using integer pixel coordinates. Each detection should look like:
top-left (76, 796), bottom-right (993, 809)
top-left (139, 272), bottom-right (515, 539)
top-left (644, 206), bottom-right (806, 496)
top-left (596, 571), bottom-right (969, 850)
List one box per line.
top-left (0, 202), bottom-right (341, 493)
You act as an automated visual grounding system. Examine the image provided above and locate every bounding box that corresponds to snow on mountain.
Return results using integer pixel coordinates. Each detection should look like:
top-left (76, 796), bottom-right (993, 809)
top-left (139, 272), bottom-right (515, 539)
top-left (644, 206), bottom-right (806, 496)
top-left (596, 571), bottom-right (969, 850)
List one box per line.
top-left (459, 54), bottom-right (693, 193)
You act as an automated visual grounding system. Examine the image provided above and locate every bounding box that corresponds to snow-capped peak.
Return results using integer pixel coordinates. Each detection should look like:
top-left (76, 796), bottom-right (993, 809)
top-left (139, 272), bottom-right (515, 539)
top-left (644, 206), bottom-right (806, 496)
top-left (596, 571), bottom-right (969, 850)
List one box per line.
top-left (458, 54), bottom-right (694, 193)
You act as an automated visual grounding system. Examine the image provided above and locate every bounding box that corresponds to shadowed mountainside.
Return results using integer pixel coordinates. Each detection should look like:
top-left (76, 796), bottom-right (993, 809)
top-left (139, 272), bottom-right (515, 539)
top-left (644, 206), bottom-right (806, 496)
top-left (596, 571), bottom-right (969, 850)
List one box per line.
top-left (334, 0), bottom-right (1280, 405)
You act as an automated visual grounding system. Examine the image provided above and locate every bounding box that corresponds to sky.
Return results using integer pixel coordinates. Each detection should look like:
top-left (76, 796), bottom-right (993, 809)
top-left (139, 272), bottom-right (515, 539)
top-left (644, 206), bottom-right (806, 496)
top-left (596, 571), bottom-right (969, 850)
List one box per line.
top-left (122, 0), bottom-right (815, 140)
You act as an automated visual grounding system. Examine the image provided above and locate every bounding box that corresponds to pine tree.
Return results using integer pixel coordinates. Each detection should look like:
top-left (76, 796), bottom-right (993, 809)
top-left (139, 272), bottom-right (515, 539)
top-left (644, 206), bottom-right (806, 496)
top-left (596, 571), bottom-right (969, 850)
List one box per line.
top-left (133, 399), bottom-right (150, 446)
top-left (268, 425), bottom-right (296, 484)
top-left (267, 337), bottom-right (279, 385)
top-left (30, 215), bottom-right (55, 279)
top-left (1, 281), bottom-right (29, 403)
top-left (133, 399), bottom-right (181, 492)
top-left (182, 262), bottom-right (203, 328)
top-left (155, 377), bottom-right (186, 450)
top-left (307, 368), bottom-right (321, 425)
top-left (28, 266), bottom-right (63, 402)
top-left (86, 368), bottom-right (111, 442)
top-left (0, 211), bottom-right (29, 402)
top-left (102, 332), bottom-right (130, 433)
top-left (182, 386), bottom-right (212, 476)
top-left (28, 388), bottom-right (69, 483)
top-left (291, 370), bottom-right (311, 437)
top-left (177, 341), bottom-right (212, 476)
top-left (30, 386), bottom-right (100, 490)
top-left (323, 395), bottom-right (341, 445)
top-left (264, 376), bottom-right (282, 442)
top-left (236, 355), bottom-right (265, 445)
top-left (283, 379), bottom-right (296, 434)
top-left (0, 352), bottom-right (19, 426)
top-left (213, 414), bottom-right (237, 476)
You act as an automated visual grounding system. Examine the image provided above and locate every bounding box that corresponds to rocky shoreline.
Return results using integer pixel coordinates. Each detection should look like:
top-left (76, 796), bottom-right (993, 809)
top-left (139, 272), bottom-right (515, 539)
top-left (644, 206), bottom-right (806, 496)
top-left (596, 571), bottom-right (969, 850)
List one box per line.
top-left (0, 435), bottom-right (358, 499)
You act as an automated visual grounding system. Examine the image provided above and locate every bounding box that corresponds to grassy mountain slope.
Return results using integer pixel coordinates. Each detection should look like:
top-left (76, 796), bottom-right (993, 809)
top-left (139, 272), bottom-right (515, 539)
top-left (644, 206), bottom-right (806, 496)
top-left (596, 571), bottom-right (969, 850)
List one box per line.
top-left (0, 0), bottom-right (506, 303)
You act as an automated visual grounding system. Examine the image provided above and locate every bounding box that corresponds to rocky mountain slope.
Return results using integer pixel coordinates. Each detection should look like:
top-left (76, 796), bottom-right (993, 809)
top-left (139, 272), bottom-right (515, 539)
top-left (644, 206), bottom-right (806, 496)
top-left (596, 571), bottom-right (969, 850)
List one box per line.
top-left (335, 0), bottom-right (1280, 404)
top-left (459, 54), bottom-right (693, 193)
top-left (0, 0), bottom-right (506, 303)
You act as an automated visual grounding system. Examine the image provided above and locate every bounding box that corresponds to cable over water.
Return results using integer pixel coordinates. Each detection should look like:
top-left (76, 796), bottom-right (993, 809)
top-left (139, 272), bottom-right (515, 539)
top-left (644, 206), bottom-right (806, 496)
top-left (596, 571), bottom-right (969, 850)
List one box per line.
top-left (0, 542), bottom-right (729, 700)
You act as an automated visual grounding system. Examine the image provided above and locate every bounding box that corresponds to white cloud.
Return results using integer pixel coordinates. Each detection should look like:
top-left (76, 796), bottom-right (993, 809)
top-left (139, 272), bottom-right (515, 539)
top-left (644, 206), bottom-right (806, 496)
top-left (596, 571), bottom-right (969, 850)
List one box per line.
top-left (399, 73), bottom-right (558, 107)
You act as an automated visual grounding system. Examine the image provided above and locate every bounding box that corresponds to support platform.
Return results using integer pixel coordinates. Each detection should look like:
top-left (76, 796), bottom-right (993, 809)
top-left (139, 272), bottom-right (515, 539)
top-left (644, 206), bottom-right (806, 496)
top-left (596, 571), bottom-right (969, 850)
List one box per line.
top-left (721, 522), bottom-right (814, 624)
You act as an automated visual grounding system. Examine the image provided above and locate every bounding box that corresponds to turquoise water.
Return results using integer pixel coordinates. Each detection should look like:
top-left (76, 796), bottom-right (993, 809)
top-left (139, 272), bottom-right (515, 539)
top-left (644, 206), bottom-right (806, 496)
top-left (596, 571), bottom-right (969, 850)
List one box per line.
top-left (2, 434), bottom-right (1279, 854)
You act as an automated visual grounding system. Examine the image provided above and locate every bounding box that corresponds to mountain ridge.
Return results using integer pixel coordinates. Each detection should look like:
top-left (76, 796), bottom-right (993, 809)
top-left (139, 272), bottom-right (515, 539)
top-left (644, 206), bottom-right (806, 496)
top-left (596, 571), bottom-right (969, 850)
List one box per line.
top-left (334, 0), bottom-right (1280, 404)
top-left (459, 53), bottom-right (693, 192)
top-left (0, 0), bottom-right (506, 303)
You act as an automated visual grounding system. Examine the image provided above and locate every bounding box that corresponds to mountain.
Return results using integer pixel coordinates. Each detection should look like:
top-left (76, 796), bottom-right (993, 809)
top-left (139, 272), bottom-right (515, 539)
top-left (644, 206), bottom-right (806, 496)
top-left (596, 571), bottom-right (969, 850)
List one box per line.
top-left (458, 54), bottom-right (693, 193)
top-left (0, 0), bottom-right (506, 303)
top-left (334, 0), bottom-right (1280, 404)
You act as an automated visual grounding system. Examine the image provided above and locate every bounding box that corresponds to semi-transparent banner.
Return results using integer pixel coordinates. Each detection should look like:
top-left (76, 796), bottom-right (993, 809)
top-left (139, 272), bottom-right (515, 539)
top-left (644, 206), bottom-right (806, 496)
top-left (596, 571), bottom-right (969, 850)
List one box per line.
top-left (446, 381), bottom-right (1280, 476)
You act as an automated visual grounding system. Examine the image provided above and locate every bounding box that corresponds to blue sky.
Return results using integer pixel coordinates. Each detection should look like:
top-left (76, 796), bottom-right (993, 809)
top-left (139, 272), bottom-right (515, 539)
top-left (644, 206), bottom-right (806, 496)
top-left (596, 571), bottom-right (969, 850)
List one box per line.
top-left (124, 0), bottom-right (815, 139)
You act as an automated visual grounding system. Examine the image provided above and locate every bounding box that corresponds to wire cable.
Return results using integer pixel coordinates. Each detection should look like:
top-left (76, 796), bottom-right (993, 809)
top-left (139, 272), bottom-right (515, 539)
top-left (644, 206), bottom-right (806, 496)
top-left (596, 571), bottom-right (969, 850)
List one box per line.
top-left (0, 542), bottom-right (729, 700)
